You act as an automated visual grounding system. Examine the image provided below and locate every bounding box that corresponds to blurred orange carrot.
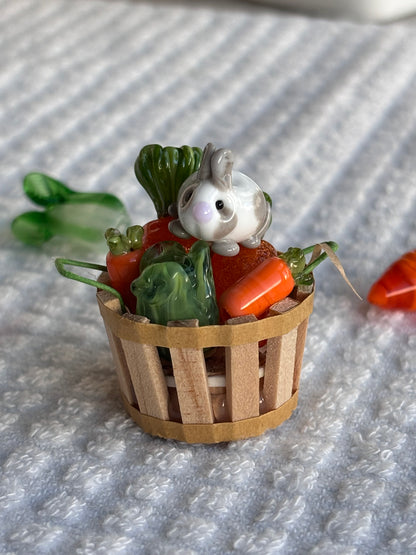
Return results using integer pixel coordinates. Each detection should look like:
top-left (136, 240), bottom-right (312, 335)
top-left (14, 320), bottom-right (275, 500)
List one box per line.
top-left (368, 250), bottom-right (416, 310)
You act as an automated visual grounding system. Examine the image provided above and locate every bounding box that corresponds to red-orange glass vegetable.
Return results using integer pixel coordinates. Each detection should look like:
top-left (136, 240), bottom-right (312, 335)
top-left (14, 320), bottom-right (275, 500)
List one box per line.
top-left (105, 226), bottom-right (145, 312)
top-left (211, 240), bottom-right (278, 302)
top-left (220, 256), bottom-right (295, 318)
top-left (142, 216), bottom-right (196, 251)
top-left (219, 242), bottom-right (338, 319)
top-left (367, 250), bottom-right (416, 310)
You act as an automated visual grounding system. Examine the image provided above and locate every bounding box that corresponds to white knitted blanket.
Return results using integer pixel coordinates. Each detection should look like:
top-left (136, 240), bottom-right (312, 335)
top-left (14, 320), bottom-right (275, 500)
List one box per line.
top-left (1, 1), bottom-right (415, 553)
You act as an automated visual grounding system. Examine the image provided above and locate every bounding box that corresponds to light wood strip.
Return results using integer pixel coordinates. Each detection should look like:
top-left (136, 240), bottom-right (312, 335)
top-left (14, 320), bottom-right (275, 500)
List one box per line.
top-left (103, 321), bottom-right (136, 406)
top-left (293, 318), bottom-right (309, 393)
top-left (120, 314), bottom-right (170, 421)
top-left (263, 298), bottom-right (299, 411)
top-left (225, 314), bottom-right (259, 422)
top-left (121, 390), bottom-right (299, 444)
top-left (168, 320), bottom-right (214, 425)
top-left (97, 291), bottom-right (136, 405)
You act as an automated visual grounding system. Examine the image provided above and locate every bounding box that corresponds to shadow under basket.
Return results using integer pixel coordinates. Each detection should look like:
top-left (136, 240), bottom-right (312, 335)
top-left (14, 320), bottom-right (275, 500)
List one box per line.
top-left (97, 274), bottom-right (314, 444)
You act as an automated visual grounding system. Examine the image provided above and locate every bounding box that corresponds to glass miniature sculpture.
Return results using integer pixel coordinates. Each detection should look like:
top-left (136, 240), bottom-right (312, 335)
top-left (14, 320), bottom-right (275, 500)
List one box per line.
top-left (55, 143), bottom-right (350, 443)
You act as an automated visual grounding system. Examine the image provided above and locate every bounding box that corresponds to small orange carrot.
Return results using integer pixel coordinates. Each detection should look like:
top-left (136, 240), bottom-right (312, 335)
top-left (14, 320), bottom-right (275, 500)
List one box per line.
top-left (219, 257), bottom-right (295, 318)
top-left (219, 242), bottom-right (339, 319)
top-left (367, 250), bottom-right (416, 310)
top-left (105, 226), bottom-right (145, 312)
top-left (211, 240), bottom-right (278, 302)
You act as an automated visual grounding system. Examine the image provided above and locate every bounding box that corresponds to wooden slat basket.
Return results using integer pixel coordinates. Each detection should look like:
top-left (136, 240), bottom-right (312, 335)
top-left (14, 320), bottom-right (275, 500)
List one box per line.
top-left (97, 274), bottom-right (314, 444)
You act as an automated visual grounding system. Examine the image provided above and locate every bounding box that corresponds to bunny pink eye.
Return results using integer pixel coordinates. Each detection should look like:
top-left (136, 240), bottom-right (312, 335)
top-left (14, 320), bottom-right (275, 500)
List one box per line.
top-left (216, 200), bottom-right (224, 210)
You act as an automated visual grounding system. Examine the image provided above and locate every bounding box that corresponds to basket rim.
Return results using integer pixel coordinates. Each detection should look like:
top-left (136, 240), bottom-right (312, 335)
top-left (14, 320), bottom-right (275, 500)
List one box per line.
top-left (97, 290), bottom-right (314, 349)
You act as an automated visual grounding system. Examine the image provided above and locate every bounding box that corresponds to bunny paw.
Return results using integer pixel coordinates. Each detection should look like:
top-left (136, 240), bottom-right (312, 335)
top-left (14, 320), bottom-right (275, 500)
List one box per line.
top-left (241, 236), bottom-right (262, 249)
top-left (168, 218), bottom-right (192, 239)
top-left (211, 240), bottom-right (240, 257)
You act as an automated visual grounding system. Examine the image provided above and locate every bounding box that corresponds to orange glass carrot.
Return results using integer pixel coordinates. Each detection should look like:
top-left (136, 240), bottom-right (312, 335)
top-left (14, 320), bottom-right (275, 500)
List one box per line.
top-left (105, 226), bottom-right (145, 312)
top-left (220, 257), bottom-right (295, 318)
top-left (219, 242), bottom-right (338, 319)
top-left (367, 250), bottom-right (416, 310)
top-left (211, 240), bottom-right (278, 301)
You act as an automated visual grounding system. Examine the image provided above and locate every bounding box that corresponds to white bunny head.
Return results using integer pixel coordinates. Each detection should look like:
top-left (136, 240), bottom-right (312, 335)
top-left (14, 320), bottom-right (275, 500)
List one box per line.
top-left (169, 143), bottom-right (271, 256)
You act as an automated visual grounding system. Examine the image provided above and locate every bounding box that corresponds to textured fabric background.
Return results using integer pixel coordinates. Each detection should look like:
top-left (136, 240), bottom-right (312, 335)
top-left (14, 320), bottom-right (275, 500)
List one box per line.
top-left (1, 1), bottom-right (416, 553)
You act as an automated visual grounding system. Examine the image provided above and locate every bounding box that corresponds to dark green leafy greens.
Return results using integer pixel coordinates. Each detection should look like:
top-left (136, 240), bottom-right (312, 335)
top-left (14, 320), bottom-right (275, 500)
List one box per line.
top-left (131, 240), bottom-right (219, 327)
top-left (134, 145), bottom-right (202, 218)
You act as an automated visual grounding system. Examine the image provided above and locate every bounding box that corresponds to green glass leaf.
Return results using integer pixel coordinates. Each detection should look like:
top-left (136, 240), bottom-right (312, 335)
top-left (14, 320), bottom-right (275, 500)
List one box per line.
top-left (45, 202), bottom-right (129, 243)
top-left (64, 192), bottom-right (127, 211)
top-left (12, 173), bottom-right (130, 250)
top-left (11, 211), bottom-right (54, 246)
top-left (23, 173), bottom-right (74, 206)
top-left (134, 144), bottom-right (203, 218)
top-left (263, 191), bottom-right (272, 207)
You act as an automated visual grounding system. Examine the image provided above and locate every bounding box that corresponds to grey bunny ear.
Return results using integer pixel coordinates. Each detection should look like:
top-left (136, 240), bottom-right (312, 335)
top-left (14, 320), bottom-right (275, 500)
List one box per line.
top-left (211, 148), bottom-right (234, 190)
top-left (198, 143), bottom-right (216, 180)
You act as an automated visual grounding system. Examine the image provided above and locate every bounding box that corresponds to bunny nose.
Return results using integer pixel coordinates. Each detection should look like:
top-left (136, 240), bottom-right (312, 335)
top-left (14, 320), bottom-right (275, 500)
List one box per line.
top-left (192, 201), bottom-right (212, 223)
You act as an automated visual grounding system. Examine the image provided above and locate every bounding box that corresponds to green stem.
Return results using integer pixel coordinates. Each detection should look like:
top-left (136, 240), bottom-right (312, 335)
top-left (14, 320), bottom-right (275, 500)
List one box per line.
top-left (54, 258), bottom-right (126, 313)
top-left (105, 225), bottom-right (144, 255)
top-left (297, 241), bottom-right (338, 281)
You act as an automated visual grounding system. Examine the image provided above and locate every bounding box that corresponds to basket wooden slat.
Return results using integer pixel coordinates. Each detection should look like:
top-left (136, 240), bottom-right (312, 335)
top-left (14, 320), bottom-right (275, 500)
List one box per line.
top-left (120, 314), bottom-right (170, 421)
top-left (226, 314), bottom-right (260, 422)
top-left (100, 295), bottom-right (136, 406)
top-left (263, 330), bottom-right (297, 411)
top-left (293, 318), bottom-right (309, 393)
top-left (168, 320), bottom-right (214, 424)
top-left (263, 298), bottom-right (299, 411)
